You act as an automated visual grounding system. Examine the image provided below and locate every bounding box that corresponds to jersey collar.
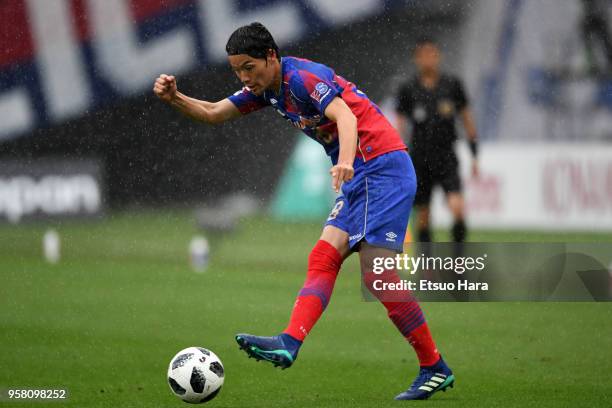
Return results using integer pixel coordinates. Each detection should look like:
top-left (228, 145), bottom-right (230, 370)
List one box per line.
top-left (266, 57), bottom-right (287, 108)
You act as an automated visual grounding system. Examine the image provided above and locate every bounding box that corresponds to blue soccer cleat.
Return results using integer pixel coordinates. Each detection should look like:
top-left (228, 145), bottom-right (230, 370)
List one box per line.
top-left (235, 333), bottom-right (301, 369)
top-left (394, 356), bottom-right (455, 400)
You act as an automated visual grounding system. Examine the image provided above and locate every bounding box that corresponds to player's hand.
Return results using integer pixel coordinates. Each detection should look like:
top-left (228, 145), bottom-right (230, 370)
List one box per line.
top-left (153, 74), bottom-right (177, 103)
top-left (330, 162), bottom-right (354, 193)
top-left (471, 160), bottom-right (480, 179)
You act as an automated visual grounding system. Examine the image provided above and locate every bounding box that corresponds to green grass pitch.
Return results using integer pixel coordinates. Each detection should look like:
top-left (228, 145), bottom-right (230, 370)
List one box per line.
top-left (1, 211), bottom-right (611, 407)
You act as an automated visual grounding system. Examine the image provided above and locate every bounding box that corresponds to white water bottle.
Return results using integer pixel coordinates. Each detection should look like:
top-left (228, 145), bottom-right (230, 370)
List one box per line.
top-left (43, 229), bottom-right (61, 264)
top-left (189, 236), bottom-right (209, 272)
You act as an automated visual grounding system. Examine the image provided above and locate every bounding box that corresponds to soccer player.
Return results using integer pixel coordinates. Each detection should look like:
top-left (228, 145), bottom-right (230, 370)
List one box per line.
top-left (395, 38), bottom-right (479, 244)
top-left (153, 23), bottom-right (454, 400)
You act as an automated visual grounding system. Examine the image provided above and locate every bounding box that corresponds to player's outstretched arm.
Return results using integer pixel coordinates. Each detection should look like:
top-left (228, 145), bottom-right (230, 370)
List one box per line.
top-left (324, 97), bottom-right (357, 193)
top-left (153, 74), bottom-right (241, 124)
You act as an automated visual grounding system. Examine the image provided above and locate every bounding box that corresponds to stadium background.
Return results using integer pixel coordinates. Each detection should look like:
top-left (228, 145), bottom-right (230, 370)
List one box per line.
top-left (1, 1), bottom-right (611, 407)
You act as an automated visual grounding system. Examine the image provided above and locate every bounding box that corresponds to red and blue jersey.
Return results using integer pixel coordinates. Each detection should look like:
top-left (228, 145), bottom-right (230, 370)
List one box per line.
top-left (228, 56), bottom-right (406, 164)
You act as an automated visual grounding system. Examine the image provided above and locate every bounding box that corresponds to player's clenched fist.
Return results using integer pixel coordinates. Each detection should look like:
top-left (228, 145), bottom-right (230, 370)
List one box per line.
top-left (153, 74), bottom-right (177, 103)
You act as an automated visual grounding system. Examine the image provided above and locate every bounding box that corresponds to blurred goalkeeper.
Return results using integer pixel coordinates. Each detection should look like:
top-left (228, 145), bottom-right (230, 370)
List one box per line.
top-left (395, 38), bottom-right (479, 243)
top-left (154, 23), bottom-right (454, 400)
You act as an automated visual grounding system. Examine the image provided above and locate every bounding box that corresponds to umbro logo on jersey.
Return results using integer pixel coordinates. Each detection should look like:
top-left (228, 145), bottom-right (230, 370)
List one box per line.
top-left (270, 98), bottom-right (278, 105)
top-left (385, 231), bottom-right (397, 242)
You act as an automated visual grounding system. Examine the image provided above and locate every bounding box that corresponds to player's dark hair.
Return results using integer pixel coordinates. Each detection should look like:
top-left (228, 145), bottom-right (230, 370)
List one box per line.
top-left (413, 37), bottom-right (438, 53)
top-left (225, 22), bottom-right (280, 61)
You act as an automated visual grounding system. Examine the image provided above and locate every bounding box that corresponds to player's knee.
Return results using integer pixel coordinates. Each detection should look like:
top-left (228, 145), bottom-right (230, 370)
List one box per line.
top-left (319, 227), bottom-right (350, 258)
top-left (358, 242), bottom-right (390, 272)
top-left (358, 243), bottom-right (410, 299)
top-left (447, 192), bottom-right (464, 217)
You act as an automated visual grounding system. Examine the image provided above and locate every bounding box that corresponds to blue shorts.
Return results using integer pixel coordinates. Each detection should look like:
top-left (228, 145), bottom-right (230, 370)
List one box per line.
top-left (325, 150), bottom-right (417, 253)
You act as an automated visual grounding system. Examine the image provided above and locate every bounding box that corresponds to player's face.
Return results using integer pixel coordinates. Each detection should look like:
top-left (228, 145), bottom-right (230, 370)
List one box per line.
top-left (414, 44), bottom-right (441, 74)
top-left (228, 54), bottom-right (276, 96)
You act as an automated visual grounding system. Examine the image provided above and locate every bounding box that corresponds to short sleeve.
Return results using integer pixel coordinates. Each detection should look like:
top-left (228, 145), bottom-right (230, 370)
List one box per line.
top-left (228, 87), bottom-right (269, 115)
top-left (298, 71), bottom-right (340, 115)
top-left (453, 78), bottom-right (469, 111)
top-left (395, 83), bottom-right (413, 116)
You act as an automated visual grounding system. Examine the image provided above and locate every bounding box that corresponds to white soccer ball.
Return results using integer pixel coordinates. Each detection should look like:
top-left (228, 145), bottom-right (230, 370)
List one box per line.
top-left (167, 347), bottom-right (224, 404)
